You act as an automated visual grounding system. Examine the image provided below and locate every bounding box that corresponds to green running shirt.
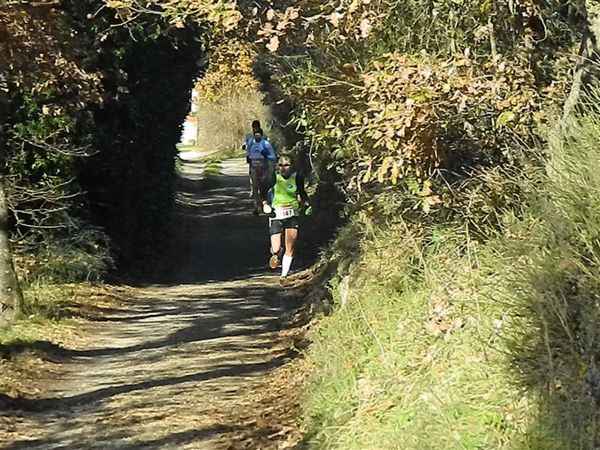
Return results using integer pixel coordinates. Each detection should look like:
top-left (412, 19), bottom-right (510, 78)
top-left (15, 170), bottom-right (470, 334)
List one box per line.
top-left (272, 172), bottom-right (299, 209)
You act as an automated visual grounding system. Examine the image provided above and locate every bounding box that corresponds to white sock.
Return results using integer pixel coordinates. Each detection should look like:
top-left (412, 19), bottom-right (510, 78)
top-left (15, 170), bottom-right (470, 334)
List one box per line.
top-left (281, 255), bottom-right (293, 277)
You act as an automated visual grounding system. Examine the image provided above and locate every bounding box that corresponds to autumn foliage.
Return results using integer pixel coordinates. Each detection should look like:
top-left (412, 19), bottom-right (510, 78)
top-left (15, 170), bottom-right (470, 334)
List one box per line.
top-left (243, 0), bottom-right (582, 217)
top-left (195, 39), bottom-right (259, 102)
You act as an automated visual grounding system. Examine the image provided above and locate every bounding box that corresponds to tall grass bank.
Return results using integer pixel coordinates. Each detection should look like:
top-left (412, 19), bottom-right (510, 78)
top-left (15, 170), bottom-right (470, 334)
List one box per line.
top-left (300, 101), bottom-right (600, 449)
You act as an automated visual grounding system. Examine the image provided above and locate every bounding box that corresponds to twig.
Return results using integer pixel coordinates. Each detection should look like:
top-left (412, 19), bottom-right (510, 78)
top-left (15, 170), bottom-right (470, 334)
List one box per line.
top-left (311, 72), bottom-right (363, 90)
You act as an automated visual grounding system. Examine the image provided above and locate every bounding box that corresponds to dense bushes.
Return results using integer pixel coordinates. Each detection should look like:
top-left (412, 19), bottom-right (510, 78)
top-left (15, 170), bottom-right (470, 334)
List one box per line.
top-left (1, 1), bottom-right (209, 282)
top-left (1, 2), bottom-right (110, 284)
top-left (246, 0), bottom-right (582, 209)
top-left (74, 21), bottom-right (204, 269)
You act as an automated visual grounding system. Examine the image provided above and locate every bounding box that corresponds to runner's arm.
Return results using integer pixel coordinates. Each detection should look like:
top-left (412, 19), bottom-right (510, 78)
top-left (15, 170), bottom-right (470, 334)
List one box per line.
top-left (297, 174), bottom-right (309, 206)
top-left (266, 173), bottom-right (277, 190)
top-left (262, 141), bottom-right (277, 161)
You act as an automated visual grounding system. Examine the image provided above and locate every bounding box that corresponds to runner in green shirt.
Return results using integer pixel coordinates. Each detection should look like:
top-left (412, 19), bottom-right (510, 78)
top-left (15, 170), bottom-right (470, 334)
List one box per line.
top-left (262, 155), bottom-right (311, 279)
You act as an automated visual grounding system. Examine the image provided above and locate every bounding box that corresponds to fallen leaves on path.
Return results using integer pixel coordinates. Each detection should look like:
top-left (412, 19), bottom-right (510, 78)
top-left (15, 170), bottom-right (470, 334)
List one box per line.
top-left (0, 281), bottom-right (311, 449)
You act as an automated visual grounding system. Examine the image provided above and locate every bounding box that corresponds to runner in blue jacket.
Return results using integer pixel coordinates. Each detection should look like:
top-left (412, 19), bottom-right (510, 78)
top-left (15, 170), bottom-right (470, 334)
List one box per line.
top-left (246, 128), bottom-right (276, 214)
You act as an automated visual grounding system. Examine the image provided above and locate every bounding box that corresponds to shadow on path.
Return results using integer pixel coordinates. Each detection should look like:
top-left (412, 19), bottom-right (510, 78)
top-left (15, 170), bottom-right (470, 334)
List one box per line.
top-left (164, 159), bottom-right (270, 284)
top-left (0, 355), bottom-right (290, 413)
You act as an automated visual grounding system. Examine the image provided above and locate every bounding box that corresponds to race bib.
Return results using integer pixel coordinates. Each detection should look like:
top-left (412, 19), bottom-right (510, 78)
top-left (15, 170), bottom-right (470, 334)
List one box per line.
top-left (274, 206), bottom-right (296, 220)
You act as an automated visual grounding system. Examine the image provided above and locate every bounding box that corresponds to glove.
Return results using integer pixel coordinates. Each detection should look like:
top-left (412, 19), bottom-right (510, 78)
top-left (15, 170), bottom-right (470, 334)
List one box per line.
top-left (304, 205), bottom-right (313, 216)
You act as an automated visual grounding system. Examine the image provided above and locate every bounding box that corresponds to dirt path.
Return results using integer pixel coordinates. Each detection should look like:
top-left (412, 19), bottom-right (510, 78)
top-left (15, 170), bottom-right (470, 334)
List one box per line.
top-left (0, 158), bottom-right (306, 449)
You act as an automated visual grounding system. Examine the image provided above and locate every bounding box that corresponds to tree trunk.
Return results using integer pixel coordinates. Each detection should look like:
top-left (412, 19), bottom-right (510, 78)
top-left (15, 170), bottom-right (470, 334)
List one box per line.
top-left (0, 178), bottom-right (23, 326)
top-left (0, 69), bottom-right (23, 326)
top-left (562, 1), bottom-right (600, 122)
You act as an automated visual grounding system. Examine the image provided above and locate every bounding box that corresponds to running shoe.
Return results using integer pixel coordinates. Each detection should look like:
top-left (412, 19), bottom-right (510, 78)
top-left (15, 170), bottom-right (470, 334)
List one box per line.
top-left (279, 276), bottom-right (293, 287)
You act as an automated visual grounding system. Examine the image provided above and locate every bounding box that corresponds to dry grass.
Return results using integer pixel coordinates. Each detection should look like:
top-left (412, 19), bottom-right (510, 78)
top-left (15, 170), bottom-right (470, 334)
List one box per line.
top-left (193, 87), bottom-right (281, 159)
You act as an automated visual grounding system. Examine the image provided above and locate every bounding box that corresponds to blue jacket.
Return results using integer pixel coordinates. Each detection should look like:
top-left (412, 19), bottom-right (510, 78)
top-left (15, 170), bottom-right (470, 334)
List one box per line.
top-left (246, 138), bottom-right (276, 161)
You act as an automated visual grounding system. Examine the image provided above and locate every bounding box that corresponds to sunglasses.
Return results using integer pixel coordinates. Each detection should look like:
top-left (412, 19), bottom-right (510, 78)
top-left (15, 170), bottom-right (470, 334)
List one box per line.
top-left (279, 163), bottom-right (291, 167)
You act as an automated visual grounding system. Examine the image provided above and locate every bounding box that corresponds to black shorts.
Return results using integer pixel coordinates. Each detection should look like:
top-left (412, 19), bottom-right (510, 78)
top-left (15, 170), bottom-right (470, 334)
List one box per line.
top-left (269, 216), bottom-right (300, 235)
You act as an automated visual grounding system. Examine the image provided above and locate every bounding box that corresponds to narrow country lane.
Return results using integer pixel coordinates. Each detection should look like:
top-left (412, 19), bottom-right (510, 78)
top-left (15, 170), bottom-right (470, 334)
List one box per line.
top-left (0, 157), bottom-right (304, 449)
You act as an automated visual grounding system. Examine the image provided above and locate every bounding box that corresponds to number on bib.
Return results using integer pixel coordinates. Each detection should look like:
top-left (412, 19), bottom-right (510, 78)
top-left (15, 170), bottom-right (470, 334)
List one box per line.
top-left (274, 207), bottom-right (295, 220)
